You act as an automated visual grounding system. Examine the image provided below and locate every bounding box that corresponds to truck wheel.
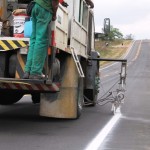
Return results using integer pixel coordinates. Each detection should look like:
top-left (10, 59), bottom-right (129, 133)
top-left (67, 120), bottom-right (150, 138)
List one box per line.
top-left (84, 51), bottom-right (100, 106)
top-left (0, 91), bottom-right (23, 105)
top-left (77, 77), bottom-right (84, 118)
top-left (84, 75), bottom-right (99, 107)
top-left (31, 93), bottom-right (40, 104)
top-left (9, 54), bottom-right (17, 78)
top-left (84, 89), bottom-right (97, 106)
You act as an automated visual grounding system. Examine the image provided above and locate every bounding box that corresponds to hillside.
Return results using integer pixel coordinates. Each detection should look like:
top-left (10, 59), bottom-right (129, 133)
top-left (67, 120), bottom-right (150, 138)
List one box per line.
top-left (95, 40), bottom-right (132, 66)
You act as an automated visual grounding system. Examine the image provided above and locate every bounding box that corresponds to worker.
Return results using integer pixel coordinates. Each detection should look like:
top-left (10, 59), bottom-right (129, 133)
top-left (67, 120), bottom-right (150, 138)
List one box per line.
top-left (61, 0), bottom-right (93, 8)
top-left (12, 1), bottom-right (67, 15)
top-left (85, 0), bottom-right (94, 8)
top-left (12, 0), bottom-right (92, 79)
top-left (13, 0), bottom-right (59, 79)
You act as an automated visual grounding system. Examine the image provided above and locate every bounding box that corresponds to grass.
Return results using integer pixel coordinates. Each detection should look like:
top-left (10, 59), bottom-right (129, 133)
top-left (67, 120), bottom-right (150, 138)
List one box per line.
top-left (95, 39), bottom-right (132, 66)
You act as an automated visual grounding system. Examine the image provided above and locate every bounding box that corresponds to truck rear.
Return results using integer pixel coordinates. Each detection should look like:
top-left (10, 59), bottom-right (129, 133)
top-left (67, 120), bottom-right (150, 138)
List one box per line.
top-left (0, 0), bottom-right (108, 119)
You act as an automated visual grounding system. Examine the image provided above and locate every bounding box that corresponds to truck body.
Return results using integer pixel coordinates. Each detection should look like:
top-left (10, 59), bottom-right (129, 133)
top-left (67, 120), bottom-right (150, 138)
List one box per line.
top-left (0, 0), bottom-right (103, 119)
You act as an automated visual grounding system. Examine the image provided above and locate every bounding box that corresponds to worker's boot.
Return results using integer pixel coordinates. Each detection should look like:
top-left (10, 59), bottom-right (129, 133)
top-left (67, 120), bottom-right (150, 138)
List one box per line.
top-left (29, 74), bottom-right (44, 80)
top-left (22, 72), bottom-right (30, 79)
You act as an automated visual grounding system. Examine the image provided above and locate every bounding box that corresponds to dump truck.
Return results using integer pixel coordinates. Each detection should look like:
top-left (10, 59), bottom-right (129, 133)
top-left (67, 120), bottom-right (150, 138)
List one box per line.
top-left (0, 0), bottom-right (112, 119)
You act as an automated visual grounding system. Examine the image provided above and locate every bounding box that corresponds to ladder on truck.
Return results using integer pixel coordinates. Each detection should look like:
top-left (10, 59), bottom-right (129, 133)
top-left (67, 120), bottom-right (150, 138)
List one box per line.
top-left (71, 48), bottom-right (84, 78)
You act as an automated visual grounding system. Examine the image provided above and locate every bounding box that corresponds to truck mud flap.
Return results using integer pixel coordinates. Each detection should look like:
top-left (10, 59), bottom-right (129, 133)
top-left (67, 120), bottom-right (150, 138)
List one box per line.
top-left (40, 56), bottom-right (83, 119)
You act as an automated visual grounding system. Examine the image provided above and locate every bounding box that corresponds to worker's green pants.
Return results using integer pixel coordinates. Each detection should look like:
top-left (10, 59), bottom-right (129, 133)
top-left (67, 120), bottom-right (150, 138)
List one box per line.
top-left (24, 3), bottom-right (52, 75)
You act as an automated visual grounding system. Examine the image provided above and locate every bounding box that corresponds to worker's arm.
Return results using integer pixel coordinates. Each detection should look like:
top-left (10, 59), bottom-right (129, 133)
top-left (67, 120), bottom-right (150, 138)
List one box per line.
top-left (85, 0), bottom-right (94, 8)
top-left (61, 1), bottom-right (68, 7)
top-left (52, 0), bottom-right (59, 21)
top-left (12, 9), bottom-right (26, 15)
top-left (59, 0), bottom-right (68, 7)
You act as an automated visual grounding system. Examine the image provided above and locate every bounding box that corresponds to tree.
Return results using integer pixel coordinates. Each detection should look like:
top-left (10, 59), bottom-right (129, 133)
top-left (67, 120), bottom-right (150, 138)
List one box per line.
top-left (125, 34), bottom-right (134, 40)
top-left (102, 25), bottom-right (123, 40)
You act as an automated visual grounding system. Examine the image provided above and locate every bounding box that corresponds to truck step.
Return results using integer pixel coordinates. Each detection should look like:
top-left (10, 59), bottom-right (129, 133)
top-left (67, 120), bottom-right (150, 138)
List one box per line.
top-left (0, 78), bottom-right (60, 92)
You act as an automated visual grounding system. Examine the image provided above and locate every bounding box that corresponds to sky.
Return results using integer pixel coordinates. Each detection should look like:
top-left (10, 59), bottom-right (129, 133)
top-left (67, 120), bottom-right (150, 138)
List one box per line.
top-left (94, 0), bottom-right (150, 39)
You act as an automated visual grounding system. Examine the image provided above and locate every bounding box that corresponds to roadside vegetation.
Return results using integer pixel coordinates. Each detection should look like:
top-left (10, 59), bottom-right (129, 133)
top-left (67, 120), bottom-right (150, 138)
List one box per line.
top-left (95, 25), bottom-right (133, 66)
top-left (95, 39), bottom-right (132, 66)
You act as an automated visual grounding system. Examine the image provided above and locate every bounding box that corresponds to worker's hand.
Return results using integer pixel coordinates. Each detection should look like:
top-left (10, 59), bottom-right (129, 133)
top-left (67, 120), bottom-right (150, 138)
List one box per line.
top-left (52, 14), bottom-right (57, 21)
top-left (52, 0), bottom-right (59, 21)
top-left (85, 0), bottom-right (94, 8)
top-left (12, 9), bottom-right (26, 15)
top-left (61, 1), bottom-right (69, 7)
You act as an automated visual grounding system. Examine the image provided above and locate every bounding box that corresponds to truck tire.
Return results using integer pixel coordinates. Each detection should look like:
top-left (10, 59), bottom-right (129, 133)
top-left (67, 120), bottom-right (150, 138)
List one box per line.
top-left (77, 77), bottom-right (84, 118)
top-left (84, 51), bottom-right (100, 106)
top-left (84, 90), bottom-right (97, 106)
top-left (31, 93), bottom-right (40, 104)
top-left (84, 75), bottom-right (99, 106)
top-left (9, 54), bottom-right (17, 78)
top-left (0, 91), bottom-right (23, 105)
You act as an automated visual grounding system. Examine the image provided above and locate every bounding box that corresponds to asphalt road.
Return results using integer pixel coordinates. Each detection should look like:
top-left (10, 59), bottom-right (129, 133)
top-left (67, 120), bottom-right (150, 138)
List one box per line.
top-left (99, 40), bottom-right (150, 150)
top-left (0, 40), bottom-right (149, 150)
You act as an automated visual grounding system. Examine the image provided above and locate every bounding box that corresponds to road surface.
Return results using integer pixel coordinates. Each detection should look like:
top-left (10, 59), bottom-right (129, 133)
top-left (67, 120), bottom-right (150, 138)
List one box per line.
top-left (99, 40), bottom-right (150, 150)
top-left (0, 40), bottom-right (149, 150)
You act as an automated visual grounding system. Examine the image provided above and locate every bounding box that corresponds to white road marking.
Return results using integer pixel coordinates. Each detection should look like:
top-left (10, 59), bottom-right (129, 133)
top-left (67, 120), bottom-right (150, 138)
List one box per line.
top-left (85, 113), bottom-right (121, 150)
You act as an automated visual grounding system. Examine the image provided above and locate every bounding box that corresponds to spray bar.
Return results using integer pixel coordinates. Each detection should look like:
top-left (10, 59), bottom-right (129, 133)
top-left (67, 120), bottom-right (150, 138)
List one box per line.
top-left (89, 58), bottom-right (127, 62)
